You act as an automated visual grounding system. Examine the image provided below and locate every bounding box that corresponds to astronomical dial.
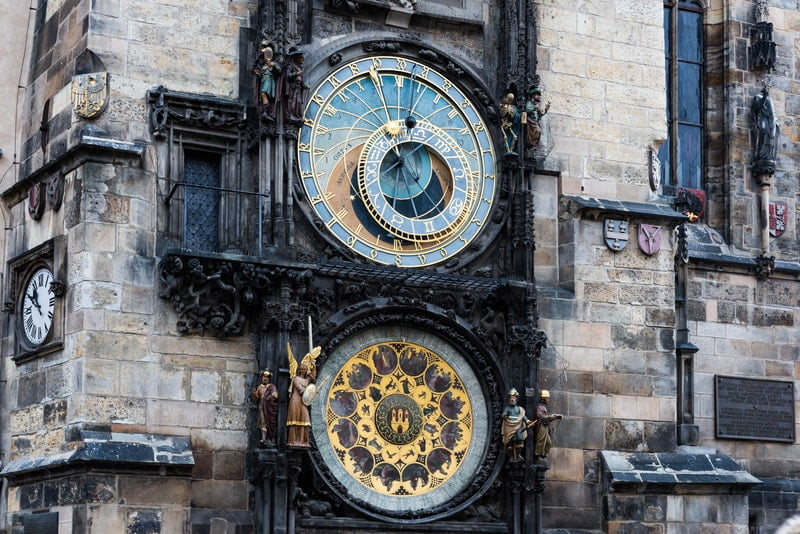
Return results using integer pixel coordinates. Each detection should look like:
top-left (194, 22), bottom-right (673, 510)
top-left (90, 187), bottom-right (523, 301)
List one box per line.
top-left (298, 55), bottom-right (497, 267)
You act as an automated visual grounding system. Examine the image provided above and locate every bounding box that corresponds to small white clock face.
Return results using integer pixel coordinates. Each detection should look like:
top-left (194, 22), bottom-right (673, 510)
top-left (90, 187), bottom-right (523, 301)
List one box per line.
top-left (21, 267), bottom-right (55, 346)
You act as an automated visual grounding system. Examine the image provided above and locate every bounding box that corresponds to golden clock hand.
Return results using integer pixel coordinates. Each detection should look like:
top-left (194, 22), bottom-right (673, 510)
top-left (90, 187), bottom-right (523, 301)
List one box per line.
top-left (369, 66), bottom-right (394, 125)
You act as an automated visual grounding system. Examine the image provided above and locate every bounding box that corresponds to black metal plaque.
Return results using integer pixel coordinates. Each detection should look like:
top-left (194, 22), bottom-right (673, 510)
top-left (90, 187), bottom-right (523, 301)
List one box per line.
top-left (715, 375), bottom-right (795, 442)
top-left (23, 512), bottom-right (58, 534)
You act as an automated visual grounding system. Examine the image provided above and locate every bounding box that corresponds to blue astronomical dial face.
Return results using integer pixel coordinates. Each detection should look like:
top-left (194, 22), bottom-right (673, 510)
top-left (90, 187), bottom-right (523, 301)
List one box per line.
top-left (298, 56), bottom-right (497, 268)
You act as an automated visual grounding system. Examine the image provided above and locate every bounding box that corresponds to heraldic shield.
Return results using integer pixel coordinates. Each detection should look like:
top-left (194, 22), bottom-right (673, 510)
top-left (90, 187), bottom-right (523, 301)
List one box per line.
top-left (604, 219), bottom-right (629, 251)
top-left (769, 201), bottom-right (787, 238)
top-left (71, 72), bottom-right (109, 119)
top-left (638, 224), bottom-right (662, 256)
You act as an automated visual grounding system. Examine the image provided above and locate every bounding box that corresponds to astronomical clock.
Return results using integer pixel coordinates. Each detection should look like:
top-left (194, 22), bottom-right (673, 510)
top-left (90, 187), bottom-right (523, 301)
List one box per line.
top-left (157, 5), bottom-right (543, 529)
top-left (286, 47), bottom-right (516, 525)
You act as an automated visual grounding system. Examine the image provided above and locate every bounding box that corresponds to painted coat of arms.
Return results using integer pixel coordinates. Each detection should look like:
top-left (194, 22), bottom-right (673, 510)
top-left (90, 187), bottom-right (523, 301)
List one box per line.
top-left (71, 72), bottom-right (109, 119)
top-left (604, 219), bottom-right (629, 251)
top-left (769, 201), bottom-right (787, 238)
top-left (638, 224), bottom-right (662, 256)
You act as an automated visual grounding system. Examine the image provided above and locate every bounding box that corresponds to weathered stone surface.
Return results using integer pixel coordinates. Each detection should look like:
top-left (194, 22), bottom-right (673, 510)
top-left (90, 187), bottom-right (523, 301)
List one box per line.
top-left (190, 480), bottom-right (247, 510)
top-left (605, 420), bottom-right (643, 451)
top-left (214, 406), bottom-right (247, 431)
top-left (213, 451), bottom-right (244, 480)
top-left (43, 400), bottom-right (67, 428)
top-left (190, 430), bottom-right (247, 452)
top-left (611, 325), bottom-right (657, 351)
top-left (554, 416), bottom-right (606, 450)
top-left (127, 509), bottom-right (161, 534)
top-left (119, 477), bottom-right (191, 506)
top-left (147, 400), bottom-right (213, 428)
top-left (17, 372), bottom-right (46, 408)
top-left (644, 422), bottom-right (676, 452)
top-left (548, 448), bottom-right (585, 482)
top-left (190, 370), bottom-right (222, 403)
top-left (71, 396), bottom-right (148, 425)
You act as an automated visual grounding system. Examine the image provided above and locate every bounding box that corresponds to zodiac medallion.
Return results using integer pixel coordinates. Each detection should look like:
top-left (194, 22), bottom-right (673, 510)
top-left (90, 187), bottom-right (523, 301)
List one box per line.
top-left (322, 340), bottom-right (473, 498)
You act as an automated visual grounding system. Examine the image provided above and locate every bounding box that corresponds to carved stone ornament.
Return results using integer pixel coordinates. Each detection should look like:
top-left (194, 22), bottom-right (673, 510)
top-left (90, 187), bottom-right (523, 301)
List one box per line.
top-left (46, 172), bottom-right (64, 211)
top-left (158, 254), bottom-right (277, 337)
top-left (71, 72), bottom-right (109, 120)
top-left (328, 0), bottom-right (359, 14)
top-left (603, 219), bottom-right (629, 251)
top-left (648, 147), bottom-right (661, 191)
top-left (508, 325), bottom-right (547, 355)
top-left (769, 201), bottom-right (787, 238)
top-left (750, 22), bottom-right (776, 72)
top-left (754, 254), bottom-right (775, 280)
top-left (28, 182), bottom-right (46, 221)
top-left (638, 224), bottom-right (662, 256)
top-left (148, 87), bottom-right (247, 140)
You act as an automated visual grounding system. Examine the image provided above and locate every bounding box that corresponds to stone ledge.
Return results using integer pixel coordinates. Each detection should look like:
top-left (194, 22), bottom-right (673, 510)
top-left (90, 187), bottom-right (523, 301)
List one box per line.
top-left (2, 125), bottom-right (146, 207)
top-left (601, 450), bottom-right (761, 495)
top-left (1, 424), bottom-right (194, 485)
top-left (561, 195), bottom-right (688, 224)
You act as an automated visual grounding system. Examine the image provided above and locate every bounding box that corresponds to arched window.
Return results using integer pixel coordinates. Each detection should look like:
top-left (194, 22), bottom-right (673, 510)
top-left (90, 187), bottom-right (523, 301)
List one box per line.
top-left (659, 0), bottom-right (704, 190)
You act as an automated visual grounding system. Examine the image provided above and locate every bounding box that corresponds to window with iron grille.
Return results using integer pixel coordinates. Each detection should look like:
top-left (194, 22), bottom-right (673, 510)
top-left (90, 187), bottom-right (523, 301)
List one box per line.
top-left (149, 89), bottom-right (255, 256)
top-left (183, 151), bottom-right (221, 251)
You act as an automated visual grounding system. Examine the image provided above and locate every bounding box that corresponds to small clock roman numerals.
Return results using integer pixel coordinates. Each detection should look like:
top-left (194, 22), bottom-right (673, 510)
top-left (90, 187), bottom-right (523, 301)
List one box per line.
top-left (21, 267), bottom-right (56, 346)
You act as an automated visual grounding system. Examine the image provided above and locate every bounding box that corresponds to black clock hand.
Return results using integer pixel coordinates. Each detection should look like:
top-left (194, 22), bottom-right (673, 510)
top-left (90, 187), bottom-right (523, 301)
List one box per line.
top-left (399, 166), bottom-right (420, 217)
top-left (27, 287), bottom-right (43, 314)
top-left (405, 70), bottom-right (418, 130)
top-left (392, 159), bottom-right (403, 211)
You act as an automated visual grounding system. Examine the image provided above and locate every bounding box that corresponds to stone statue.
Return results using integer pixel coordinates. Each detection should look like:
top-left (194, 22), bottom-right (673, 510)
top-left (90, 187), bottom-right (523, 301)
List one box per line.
top-left (533, 390), bottom-right (562, 461)
top-left (522, 87), bottom-right (550, 149)
top-left (500, 93), bottom-right (521, 155)
top-left (501, 388), bottom-right (532, 462)
top-left (751, 83), bottom-right (777, 170)
top-left (252, 370), bottom-right (278, 446)
top-left (255, 42), bottom-right (281, 119)
top-left (287, 343), bottom-right (321, 448)
top-left (284, 48), bottom-right (308, 124)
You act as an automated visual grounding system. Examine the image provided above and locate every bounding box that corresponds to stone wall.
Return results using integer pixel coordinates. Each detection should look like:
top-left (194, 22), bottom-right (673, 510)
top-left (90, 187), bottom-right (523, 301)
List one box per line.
top-left (18, 0), bottom-right (256, 180)
top-left (749, 478), bottom-right (800, 533)
top-left (688, 266), bottom-right (800, 531)
top-left (2, 1), bottom-right (261, 530)
top-left (536, 1), bottom-right (666, 202)
top-left (704, 0), bottom-right (798, 259)
top-left (534, 0), bottom-right (799, 532)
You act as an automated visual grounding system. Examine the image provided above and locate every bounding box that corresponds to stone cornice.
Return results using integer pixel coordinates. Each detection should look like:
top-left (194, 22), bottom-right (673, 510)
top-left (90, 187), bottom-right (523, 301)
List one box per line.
top-left (1, 127), bottom-right (145, 208)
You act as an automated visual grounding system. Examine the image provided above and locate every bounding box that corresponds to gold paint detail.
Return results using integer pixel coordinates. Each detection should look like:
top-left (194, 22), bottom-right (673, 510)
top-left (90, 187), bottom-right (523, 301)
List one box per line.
top-left (325, 341), bottom-right (472, 497)
top-left (71, 72), bottom-right (109, 119)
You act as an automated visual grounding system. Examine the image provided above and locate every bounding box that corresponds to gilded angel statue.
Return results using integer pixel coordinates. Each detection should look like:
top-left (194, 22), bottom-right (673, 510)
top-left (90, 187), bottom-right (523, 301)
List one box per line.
top-left (287, 343), bottom-right (322, 447)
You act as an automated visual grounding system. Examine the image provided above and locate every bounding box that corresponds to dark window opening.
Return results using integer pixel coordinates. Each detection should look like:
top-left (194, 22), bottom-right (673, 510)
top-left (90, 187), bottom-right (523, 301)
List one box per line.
top-left (660, 0), bottom-right (704, 190)
top-left (183, 151), bottom-right (221, 252)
